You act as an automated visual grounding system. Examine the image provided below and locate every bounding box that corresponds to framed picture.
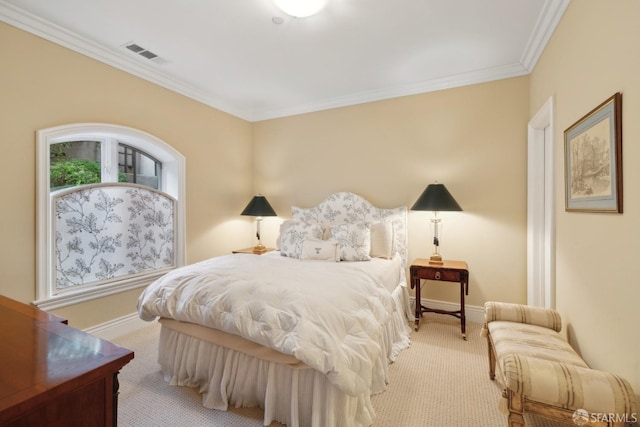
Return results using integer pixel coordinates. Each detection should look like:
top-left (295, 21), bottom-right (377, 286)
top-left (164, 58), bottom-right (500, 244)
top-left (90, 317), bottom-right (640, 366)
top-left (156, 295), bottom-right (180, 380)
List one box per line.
top-left (564, 92), bottom-right (622, 212)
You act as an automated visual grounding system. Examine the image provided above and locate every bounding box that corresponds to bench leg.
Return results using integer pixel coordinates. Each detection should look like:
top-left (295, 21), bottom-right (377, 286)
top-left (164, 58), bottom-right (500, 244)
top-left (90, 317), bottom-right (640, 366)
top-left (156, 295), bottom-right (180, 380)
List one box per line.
top-left (507, 389), bottom-right (525, 427)
top-left (487, 331), bottom-right (496, 380)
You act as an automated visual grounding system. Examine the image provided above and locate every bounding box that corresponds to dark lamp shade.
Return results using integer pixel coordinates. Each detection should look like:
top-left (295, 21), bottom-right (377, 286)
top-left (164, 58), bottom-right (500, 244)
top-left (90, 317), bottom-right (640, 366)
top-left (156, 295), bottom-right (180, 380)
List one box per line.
top-left (241, 194), bottom-right (277, 217)
top-left (411, 184), bottom-right (462, 212)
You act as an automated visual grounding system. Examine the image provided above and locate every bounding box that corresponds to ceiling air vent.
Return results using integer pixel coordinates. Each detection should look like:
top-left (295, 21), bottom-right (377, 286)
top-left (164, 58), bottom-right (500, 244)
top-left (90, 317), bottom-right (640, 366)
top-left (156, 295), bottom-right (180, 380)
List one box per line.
top-left (122, 42), bottom-right (166, 64)
top-left (139, 50), bottom-right (158, 60)
top-left (125, 43), bottom-right (145, 53)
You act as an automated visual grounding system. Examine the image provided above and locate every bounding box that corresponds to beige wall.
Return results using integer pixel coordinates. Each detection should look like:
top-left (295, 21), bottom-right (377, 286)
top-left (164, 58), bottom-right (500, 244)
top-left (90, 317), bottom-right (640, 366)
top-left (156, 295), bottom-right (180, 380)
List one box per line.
top-left (253, 76), bottom-right (531, 308)
top-left (530, 1), bottom-right (639, 397)
top-left (0, 22), bottom-right (254, 329)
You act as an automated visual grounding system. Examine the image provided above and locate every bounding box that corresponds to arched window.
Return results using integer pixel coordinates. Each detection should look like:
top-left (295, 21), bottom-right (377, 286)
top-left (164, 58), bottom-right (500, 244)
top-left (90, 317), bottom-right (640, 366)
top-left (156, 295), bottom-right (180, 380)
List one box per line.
top-left (36, 123), bottom-right (185, 310)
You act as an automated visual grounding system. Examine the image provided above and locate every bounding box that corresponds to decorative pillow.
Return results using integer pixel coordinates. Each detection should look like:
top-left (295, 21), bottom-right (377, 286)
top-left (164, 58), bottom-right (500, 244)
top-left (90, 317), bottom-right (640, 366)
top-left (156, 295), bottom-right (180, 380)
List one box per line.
top-left (276, 220), bottom-right (292, 250)
top-left (330, 223), bottom-right (371, 262)
top-left (277, 219), bottom-right (319, 249)
top-left (279, 221), bottom-right (324, 259)
top-left (370, 221), bottom-right (394, 259)
top-left (300, 239), bottom-right (339, 262)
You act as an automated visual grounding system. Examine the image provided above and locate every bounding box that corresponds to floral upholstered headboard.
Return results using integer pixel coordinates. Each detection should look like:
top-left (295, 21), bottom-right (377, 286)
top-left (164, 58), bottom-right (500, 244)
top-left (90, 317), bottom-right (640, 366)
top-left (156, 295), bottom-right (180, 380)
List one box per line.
top-left (291, 192), bottom-right (408, 266)
top-left (53, 183), bottom-right (176, 292)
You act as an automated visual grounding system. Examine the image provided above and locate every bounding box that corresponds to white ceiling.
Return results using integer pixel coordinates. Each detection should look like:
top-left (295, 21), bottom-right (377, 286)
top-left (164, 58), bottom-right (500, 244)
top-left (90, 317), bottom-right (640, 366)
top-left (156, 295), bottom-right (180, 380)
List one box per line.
top-left (0, 0), bottom-right (568, 122)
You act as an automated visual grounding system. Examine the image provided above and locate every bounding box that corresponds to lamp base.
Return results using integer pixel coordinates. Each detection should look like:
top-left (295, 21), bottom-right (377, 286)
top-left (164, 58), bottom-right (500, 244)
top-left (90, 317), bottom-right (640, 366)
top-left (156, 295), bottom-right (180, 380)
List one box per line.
top-left (252, 244), bottom-right (268, 254)
top-left (429, 254), bottom-right (443, 265)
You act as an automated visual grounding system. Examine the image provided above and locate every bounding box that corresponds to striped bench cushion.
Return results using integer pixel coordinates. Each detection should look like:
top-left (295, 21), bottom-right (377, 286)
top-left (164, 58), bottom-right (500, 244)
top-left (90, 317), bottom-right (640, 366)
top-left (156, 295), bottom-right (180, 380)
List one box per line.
top-left (488, 321), bottom-right (588, 368)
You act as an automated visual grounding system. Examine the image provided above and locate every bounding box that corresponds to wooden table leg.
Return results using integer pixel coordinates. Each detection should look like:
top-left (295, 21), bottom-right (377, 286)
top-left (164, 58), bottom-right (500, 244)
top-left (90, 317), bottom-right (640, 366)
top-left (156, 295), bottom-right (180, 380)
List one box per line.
top-left (414, 276), bottom-right (421, 331)
top-left (460, 281), bottom-right (466, 340)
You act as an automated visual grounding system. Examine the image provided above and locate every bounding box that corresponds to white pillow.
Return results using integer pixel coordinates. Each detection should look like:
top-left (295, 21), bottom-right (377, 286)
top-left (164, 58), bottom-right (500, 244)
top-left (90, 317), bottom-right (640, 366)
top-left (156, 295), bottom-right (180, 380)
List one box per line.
top-left (280, 221), bottom-right (324, 259)
top-left (370, 221), bottom-right (394, 259)
top-left (300, 239), bottom-right (339, 261)
top-left (330, 223), bottom-right (371, 262)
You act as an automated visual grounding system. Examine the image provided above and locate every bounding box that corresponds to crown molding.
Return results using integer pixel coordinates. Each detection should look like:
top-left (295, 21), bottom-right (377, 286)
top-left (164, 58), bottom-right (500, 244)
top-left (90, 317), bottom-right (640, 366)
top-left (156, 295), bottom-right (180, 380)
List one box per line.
top-left (520, 0), bottom-right (570, 72)
top-left (0, 2), bottom-right (250, 120)
top-left (250, 62), bottom-right (529, 121)
top-left (1, 0), bottom-right (568, 122)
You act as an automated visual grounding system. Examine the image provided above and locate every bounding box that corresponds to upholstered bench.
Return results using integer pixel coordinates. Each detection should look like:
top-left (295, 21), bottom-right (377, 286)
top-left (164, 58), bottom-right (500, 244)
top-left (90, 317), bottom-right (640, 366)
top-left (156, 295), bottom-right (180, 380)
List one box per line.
top-left (483, 301), bottom-right (637, 427)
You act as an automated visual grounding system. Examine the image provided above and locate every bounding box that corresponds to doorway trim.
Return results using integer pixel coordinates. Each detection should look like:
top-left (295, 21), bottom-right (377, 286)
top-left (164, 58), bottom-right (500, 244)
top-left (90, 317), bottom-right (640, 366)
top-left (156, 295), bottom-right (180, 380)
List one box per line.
top-left (527, 96), bottom-right (555, 308)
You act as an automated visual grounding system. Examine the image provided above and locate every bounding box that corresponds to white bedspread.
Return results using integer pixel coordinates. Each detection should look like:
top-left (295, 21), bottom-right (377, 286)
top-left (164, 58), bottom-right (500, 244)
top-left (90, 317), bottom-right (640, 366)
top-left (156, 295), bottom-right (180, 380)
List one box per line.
top-left (137, 252), bottom-right (408, 396)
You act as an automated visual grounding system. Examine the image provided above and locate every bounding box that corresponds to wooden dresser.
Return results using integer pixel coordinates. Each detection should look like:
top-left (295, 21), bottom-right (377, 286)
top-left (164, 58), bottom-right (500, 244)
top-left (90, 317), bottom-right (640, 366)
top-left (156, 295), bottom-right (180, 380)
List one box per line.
top-left (0, 296), bottom-right (134, 427)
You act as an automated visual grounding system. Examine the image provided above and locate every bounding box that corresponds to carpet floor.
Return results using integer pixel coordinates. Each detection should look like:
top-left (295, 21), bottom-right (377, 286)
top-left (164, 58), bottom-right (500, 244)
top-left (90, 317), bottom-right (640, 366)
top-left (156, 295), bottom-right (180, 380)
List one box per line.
top-left (113, 314), bottom-right (569, 426)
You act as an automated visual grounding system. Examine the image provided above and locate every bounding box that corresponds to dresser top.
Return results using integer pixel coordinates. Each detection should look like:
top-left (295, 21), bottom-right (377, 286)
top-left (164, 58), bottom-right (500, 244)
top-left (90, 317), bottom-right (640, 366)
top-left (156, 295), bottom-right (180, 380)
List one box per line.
top-left (0, 296), bottom-right (134, 421)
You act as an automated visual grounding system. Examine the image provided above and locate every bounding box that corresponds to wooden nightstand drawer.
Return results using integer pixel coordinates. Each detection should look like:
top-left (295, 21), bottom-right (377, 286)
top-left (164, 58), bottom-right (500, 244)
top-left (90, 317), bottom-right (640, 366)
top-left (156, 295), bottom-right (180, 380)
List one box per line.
top-left (415, 268), bottom-right (461, 282)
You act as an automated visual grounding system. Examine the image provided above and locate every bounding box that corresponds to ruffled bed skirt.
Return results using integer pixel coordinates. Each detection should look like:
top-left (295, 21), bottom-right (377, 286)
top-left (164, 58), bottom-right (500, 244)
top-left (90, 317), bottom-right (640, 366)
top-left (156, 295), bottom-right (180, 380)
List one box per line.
top-left (157, 285), bottom-right (412, 427)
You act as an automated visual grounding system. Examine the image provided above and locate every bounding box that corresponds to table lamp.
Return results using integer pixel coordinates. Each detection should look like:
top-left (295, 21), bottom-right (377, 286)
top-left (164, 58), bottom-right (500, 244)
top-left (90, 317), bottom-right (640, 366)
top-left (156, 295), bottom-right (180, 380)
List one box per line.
top-left (241, 194), bottom-right (277, 254)
top-left (411, 183), bottom-right (462, 264)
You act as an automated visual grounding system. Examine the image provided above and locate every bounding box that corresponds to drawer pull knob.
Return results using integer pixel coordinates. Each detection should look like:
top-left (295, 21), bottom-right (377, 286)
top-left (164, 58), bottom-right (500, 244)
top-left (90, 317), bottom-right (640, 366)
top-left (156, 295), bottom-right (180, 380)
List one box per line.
top-left (435, 271), bottom-right (441, 280)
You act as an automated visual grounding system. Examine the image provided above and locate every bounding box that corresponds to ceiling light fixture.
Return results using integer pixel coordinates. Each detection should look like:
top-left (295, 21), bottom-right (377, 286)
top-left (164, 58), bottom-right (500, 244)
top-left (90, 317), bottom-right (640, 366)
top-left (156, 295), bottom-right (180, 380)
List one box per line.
top-left (273, 0), bottom-right (328, 18)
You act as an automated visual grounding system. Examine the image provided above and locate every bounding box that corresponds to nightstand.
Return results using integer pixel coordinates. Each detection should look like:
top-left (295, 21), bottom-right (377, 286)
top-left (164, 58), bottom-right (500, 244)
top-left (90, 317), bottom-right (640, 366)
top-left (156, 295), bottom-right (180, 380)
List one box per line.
top-left (410, 259), bottom-right (469, 339)
top-left (232, 247), bottom-right (275, 255)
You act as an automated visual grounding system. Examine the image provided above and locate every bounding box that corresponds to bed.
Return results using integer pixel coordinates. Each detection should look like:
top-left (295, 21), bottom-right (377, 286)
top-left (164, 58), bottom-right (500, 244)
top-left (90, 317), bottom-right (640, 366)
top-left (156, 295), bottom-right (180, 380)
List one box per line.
top-left (137, 192), bottom-right (412, 427)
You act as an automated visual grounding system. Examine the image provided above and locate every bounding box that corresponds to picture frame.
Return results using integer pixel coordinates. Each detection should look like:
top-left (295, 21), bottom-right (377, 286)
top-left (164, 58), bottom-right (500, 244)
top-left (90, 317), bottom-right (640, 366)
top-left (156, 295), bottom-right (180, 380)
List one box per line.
top-left (564, 92), bottom-right (622, 213)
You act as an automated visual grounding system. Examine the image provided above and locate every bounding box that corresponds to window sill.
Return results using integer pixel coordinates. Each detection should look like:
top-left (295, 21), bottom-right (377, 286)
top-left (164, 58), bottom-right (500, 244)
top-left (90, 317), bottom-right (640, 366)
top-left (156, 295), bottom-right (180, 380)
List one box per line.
top-left (32, 270), bottom-right (170, 311)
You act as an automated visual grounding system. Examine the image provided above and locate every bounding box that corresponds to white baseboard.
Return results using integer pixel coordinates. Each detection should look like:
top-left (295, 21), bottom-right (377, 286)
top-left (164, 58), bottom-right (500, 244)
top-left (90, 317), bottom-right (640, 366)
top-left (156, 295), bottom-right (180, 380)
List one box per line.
top-left (411, 297), bottom-right (485, 324)
top-left (84, 312), bottom-right (150, 341)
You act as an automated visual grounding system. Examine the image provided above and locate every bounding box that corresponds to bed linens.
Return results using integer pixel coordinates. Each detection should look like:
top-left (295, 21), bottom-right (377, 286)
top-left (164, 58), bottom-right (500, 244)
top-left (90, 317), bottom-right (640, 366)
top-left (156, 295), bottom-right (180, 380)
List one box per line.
top-left (138, 251), bottom-right (408, 396)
